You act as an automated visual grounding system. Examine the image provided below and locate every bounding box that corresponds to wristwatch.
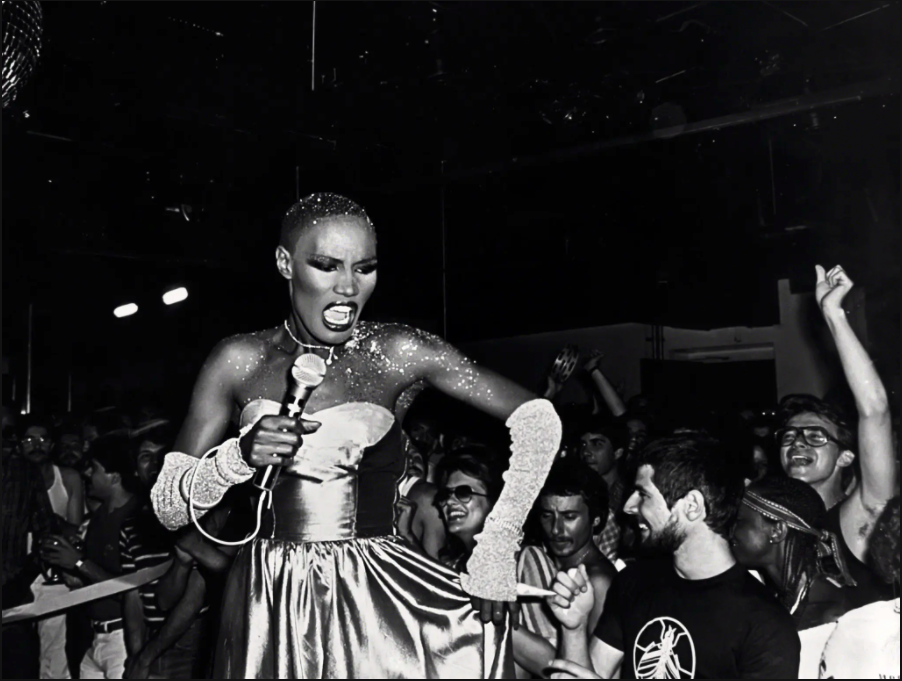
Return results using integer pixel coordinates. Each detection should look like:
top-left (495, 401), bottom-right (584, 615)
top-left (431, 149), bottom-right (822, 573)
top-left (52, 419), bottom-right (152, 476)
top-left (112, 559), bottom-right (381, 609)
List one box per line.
top-left (74, 558), bottom-right (85, 570)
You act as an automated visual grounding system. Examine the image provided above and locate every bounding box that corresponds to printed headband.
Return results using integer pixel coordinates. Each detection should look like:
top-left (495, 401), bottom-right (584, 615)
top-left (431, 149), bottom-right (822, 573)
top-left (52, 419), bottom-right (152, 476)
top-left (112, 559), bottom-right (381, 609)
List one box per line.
top-left (742, 490), bottom-right (856, 588)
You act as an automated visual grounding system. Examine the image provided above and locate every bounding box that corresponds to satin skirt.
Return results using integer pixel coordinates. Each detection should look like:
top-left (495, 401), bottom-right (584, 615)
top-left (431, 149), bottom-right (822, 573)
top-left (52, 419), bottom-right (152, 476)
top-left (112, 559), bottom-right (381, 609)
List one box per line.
top-left (213, 536), bottom-right (514, 679)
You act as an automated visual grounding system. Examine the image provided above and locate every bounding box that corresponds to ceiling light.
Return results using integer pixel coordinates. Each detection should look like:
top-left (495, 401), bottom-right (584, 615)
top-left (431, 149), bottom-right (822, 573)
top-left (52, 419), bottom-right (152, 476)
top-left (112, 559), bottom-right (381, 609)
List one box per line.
top-left (162, 287), bottom-right (188, 305)
top-left (114, 303), bottom-right (138, 318)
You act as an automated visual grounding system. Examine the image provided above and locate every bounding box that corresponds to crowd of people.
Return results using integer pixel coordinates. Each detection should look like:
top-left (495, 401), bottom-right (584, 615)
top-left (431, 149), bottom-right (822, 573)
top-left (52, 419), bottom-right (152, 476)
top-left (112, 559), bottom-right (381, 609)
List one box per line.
top-left (2, 194), bottom-right (899, 680)
top-left (1, 405), bottom-right (237, 679)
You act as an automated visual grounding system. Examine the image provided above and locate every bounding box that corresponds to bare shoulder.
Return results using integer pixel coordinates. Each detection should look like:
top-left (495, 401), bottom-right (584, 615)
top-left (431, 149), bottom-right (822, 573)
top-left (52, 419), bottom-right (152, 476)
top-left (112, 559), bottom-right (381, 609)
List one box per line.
top-left (586, 554), bottom-right (618, 586)
top-left (204, 329), bottom-right (279, 381)
top-left (362, 322), bottom-right (444, 352)
top-left (407, 479), bottom-right (438, 504)
top-left (351, 321), bottom-right (453, 376)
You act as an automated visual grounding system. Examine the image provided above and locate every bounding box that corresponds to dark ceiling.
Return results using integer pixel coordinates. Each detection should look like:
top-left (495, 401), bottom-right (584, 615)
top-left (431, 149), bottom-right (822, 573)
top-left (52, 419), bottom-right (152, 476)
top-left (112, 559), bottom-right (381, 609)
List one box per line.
top-left (2, 1), bottom-right (900, 414)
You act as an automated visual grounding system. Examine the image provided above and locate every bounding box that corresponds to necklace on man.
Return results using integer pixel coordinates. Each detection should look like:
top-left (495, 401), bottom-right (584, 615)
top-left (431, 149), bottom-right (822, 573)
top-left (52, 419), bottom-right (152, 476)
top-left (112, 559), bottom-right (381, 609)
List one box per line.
top-left (283, 320), bottom-right (336, 366)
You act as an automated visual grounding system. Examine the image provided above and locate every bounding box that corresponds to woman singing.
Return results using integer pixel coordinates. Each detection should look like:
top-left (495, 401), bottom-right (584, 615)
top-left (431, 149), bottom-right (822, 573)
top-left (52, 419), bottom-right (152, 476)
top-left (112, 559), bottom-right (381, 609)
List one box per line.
top-left (150, 193), bottom-right (562, 678)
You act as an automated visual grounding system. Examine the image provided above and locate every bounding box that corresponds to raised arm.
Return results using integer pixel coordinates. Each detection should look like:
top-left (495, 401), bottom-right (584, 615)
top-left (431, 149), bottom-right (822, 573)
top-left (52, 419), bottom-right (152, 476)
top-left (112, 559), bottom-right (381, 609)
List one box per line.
top-left (583, 352), bottom-right (627, 419)
top-left (816, 265), bottom-right (895, 554)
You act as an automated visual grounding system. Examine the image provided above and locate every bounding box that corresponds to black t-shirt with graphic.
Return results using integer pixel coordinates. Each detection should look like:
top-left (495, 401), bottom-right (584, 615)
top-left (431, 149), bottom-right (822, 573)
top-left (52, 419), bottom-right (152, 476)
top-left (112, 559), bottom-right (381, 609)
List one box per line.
top-left (594, 560), bottom-right (800, 679)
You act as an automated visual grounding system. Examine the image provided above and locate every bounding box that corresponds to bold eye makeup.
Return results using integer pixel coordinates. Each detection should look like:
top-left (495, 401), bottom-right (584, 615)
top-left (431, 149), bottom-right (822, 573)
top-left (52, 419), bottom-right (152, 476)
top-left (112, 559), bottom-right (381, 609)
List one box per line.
top-left (305, 254), bottom-right (377, 274)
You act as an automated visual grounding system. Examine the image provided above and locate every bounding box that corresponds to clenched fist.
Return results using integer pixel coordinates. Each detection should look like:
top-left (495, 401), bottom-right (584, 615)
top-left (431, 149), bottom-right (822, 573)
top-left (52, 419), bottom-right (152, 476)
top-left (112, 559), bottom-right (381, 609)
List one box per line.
top-left (239, 415), bottom-right (321, 469)
top-left (815, 264), bottom-right (853, 316)
top-left (547, 564), bottom-right (594, 632)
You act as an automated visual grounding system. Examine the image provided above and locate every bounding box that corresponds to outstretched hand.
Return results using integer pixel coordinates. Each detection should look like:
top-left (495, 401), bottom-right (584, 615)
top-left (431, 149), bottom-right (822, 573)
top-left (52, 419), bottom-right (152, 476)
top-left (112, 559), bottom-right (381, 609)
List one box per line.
top-left (469, 595), bottom-right (521, 630)
top-left (583, 350), bottom-right (604, 374)
top-left (815, 264), bottom-right (853, 315)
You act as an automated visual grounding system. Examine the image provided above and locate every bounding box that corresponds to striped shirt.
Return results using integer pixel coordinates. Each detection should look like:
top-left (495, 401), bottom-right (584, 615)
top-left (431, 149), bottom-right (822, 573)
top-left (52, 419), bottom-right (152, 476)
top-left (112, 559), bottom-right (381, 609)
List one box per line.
top-left (120, 507), bottom-right (211, 625)
top-left (119, 508), bottom-right (177, 625)
top-left (517, 545), bottom-right (560, 647)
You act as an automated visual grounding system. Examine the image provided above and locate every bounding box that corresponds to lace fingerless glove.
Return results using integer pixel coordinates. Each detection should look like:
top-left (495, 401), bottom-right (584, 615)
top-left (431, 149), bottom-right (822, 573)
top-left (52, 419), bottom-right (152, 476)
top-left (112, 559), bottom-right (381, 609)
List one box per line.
top-left (460, 399), bottom-right (562, 601)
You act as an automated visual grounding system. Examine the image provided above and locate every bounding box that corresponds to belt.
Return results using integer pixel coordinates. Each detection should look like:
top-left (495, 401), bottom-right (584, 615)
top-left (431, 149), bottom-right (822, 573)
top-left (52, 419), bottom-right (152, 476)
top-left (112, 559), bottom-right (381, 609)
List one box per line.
top-left (91, 618), bottom-right (123, 634)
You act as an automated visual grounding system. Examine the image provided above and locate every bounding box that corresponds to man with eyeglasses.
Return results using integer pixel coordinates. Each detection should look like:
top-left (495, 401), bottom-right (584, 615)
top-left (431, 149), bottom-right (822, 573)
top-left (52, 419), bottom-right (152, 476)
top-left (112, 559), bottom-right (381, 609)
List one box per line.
top-left (2, 409), bottom-right (61, 679)
top-left (777, 265), bottom-right (896, 609)
top-left (14, 416), bottom-right (86, 679)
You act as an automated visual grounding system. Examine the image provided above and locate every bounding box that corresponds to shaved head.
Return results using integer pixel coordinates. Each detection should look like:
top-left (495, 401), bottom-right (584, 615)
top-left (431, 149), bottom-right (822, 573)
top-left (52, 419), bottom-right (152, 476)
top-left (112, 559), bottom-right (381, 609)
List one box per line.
top-left (280, 192), bottom-right (374, 253)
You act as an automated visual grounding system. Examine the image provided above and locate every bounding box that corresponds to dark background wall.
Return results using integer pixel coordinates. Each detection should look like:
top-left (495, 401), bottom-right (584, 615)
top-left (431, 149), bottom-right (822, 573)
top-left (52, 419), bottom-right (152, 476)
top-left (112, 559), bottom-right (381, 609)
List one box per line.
top-left (2, 1), bottom-right (898, 418)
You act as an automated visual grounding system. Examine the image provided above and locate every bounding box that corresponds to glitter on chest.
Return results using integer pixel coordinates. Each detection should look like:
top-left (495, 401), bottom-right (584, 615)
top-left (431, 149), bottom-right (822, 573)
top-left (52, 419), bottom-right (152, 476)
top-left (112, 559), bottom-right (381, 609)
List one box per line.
top-left (235, 322), bottom-right (498, 411)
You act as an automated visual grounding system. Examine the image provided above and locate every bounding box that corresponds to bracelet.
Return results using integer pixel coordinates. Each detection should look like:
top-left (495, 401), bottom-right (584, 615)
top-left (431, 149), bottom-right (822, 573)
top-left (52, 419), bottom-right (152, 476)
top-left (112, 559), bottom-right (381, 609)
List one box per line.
top-left (74, 558), bottom-right (85, 571)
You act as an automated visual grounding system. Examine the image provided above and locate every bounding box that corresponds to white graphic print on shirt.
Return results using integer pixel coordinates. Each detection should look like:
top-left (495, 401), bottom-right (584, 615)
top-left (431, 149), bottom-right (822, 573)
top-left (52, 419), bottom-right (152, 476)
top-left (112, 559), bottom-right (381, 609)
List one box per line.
top-left (633, 617), bottom-right (697, 679)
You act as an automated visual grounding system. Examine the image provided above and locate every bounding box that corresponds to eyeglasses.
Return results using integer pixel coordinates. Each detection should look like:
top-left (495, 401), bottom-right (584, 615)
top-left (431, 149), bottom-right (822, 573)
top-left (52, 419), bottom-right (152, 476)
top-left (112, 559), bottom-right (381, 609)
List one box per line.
top-left (22, 435), bottom-right (50, 445)
top-left (435, 485), bottom-right (489, 505)
top-left (775, 427), bottom-right (841, 448)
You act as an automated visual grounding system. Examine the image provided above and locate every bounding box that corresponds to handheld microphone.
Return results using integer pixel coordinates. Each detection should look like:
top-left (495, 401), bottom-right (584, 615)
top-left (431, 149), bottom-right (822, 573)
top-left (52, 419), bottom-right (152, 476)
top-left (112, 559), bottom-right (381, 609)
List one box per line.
top-left (252, 353), bottom-right (328, 492)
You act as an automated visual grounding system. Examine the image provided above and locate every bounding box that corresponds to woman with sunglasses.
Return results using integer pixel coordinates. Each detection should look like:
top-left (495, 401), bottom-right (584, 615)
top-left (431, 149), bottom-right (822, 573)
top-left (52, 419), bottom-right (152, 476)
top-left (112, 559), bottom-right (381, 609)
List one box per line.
top-left (434, 449), bottom-right (558, 678)
top-left (434, 448), bottom-right (505, 571)
top-left (149, 194), bottom-right (563, 679)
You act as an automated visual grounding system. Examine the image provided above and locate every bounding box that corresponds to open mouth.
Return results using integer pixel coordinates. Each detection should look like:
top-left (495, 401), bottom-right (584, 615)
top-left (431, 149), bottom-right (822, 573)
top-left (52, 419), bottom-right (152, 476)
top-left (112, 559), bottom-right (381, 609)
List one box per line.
top-left (446, 509), bottom-right (467, 523)
top-left (788, 453), bottom-right (815, 467)
top-left (322, 302), bottom-right (358, 331)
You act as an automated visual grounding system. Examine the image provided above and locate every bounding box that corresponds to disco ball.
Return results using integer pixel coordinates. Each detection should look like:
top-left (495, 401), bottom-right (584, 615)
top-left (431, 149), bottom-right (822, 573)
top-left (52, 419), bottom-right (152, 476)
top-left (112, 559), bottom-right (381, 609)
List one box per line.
top-left (2, 0), bottom-right (44, 108)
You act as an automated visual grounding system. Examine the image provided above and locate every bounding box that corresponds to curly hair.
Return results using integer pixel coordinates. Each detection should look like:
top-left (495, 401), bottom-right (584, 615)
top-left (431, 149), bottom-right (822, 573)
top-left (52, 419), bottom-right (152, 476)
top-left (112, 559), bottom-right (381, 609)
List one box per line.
top-left (868, 496), bottom-right (900, 586)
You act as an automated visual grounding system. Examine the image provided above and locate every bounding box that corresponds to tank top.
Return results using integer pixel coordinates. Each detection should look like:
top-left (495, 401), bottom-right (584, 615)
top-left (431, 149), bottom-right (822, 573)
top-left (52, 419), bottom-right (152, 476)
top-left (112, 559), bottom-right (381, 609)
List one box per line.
top-left (46, 464), bottom-right (70, 520)
top-left (824, 503), bottom-right (894, 608)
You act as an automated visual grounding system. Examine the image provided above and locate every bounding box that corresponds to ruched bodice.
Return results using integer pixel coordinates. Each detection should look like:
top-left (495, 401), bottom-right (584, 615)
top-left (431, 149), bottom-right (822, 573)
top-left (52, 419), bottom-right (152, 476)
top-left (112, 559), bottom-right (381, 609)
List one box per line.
top-left (239, 400), bottom-right (405, 542)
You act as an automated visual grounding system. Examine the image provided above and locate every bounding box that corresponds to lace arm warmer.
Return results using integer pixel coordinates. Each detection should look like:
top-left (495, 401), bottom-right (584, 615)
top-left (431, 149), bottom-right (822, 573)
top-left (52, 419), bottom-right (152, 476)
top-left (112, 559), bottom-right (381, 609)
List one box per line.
top-left (460, 399), bottom-right (562, 600)
top-left (150, 437), bottom-right (255, 531)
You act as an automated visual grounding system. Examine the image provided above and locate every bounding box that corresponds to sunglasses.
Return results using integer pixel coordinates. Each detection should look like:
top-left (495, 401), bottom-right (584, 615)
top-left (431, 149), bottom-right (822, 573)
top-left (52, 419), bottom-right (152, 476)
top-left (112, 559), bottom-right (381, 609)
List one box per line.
top-left (775, 427), bottom-right (841, 449)
top-left (435, 485), bottom-right (489, 505)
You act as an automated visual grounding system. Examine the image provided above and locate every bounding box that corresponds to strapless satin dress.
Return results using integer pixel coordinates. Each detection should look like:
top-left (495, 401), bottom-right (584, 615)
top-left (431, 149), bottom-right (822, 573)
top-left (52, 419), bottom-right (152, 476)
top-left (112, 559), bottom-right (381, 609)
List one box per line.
top-left (213, 400), bottom-right (513, 679)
